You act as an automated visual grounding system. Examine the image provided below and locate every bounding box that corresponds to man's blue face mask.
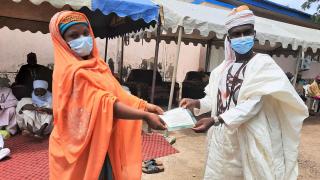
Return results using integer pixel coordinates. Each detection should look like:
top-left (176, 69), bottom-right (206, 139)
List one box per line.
top-left (230, 35), bottom-right (254, 54)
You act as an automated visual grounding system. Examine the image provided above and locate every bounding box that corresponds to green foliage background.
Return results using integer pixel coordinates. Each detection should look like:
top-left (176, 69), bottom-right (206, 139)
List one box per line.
top-left (302, 0), bottom-right (320, 23)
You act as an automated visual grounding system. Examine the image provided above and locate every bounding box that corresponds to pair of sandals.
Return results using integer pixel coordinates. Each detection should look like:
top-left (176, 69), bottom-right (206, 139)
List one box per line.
top-left (142, 159), bottom-right (164, 174)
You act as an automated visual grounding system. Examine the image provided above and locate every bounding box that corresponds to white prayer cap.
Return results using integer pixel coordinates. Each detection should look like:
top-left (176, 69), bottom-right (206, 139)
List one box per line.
top-left (33, 80), bottom-right (48, 90)
top-left (222, 5), bottom-right (255, 66)
top-left (225, 5), bottom-right (255, 32)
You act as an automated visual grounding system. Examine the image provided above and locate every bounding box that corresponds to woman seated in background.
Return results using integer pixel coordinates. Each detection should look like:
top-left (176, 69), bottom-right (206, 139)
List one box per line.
top-left (16, 80), bottom-right (53, 138)
top-left (0, 78), bottom-right (18, 135)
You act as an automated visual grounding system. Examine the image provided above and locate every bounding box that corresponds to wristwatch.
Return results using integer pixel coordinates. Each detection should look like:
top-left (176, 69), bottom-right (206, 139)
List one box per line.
top-left (212, 116), bottom-right (221, 126)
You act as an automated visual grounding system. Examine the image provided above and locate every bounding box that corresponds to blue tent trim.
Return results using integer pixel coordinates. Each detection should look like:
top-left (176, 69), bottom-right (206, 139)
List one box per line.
top-left (192, 0), bottom-right (311, 21)
top-left (192, 0), bottom-right (235, 9)
top-left (92, 0), bottom-right (159, 23)
top-left (237, 0), bottom-right (311, 20)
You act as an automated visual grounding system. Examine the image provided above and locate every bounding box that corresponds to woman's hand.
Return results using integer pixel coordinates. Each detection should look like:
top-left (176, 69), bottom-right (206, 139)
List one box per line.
top-left (192, 118), bottom-right (215, 133)
top-left (114, 101), bottom-right (166, 130)
top-left (180, 98), bottom-right (200, 111)
top-left (146, 103), bottom-right (164, 115)
top-left (143, 113), bottom-right (167, 131)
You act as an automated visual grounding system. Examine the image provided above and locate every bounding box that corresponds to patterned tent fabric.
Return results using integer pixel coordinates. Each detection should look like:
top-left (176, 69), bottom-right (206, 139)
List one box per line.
top-left (0, 0), bottom-right (159, 38)
top-left (11, 0), bottom-right (159, 23)
top-left (132, 0), bottom-right (320, 54)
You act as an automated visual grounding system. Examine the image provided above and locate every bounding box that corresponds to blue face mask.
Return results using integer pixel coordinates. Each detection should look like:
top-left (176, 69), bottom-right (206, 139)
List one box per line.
top-left (230, 36), bottom-right (254, 54)
top-left (68, 36), bottom-right (93, 57)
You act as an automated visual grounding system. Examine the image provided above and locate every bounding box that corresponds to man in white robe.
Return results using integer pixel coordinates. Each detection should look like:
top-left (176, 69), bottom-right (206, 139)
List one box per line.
top-left (180, 5), bottom-right (308, 180)
top-left (16, 80), bottom-right (53, 138)
top-left (0, 78), bottom-right (13, 160)
top-left (0, 78), bottom-right (18, 135)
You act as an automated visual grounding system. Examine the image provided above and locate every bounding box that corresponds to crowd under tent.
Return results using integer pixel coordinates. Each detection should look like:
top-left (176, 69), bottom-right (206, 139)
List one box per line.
top-left (0, 0), bottom-right (160, 70)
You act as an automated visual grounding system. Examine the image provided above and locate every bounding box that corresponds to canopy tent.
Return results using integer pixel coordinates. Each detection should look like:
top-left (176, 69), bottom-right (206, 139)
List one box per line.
top-left (0, 0), bottom-right (159, 38)
top-left (0, 0), bottom-right (160, 77)
top-left (131, 0), bottom-right (320, 110)
top-left (134, 0), bottom-right (320, 55)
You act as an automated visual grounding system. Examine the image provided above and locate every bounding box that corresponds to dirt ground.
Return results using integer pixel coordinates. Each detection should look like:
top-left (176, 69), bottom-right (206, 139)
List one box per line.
top-left (142, 115), bottom-right (320, 180)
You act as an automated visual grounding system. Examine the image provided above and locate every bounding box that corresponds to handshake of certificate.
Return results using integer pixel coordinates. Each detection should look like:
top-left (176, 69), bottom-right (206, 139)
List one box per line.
top-left (145, 98), bottom-right (218, 133)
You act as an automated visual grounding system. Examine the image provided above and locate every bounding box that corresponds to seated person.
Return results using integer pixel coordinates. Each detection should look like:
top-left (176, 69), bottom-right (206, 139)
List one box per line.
top-left (13, 52), bottom-right (53, 99)
top-left (0, 135), bottom-right (10, 161)
top-left (307, 75), bottom-right (320, 113)
top-left (0, 78), bottom-right (18, 135)
top-left (16, 80), bottom-right (53, 138)
top-left (308, 75), bottom-right (320, 99)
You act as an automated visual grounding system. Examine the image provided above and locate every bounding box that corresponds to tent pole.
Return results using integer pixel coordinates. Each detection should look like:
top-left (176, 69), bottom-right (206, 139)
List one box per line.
top-left (205, 40), bottom-right (212, 72)
top-left (168, 26), bottom-right (183, 110)
top-left (149, 22), bottom-right (161, 133)
top-left (293, 48), bottom-right (303, 87)
top-left (119, 37), bottom-right (124, 82)
top-left (151, 24), bottom-right (161, 104)
top-left (104, 38), bottom-right (108, 62)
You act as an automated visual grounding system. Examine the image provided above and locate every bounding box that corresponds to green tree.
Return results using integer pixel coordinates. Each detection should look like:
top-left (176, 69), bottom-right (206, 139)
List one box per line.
top-left (302, 0), bottom-right (320, 23)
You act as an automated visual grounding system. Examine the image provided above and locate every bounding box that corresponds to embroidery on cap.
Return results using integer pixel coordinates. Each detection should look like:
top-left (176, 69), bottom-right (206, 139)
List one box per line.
top-left (60, 15), bottom-right (87, 24)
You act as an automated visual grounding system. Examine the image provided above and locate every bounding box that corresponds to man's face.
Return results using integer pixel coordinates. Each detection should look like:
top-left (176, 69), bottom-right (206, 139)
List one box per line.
top-left (228, 24), bottom-right (255, 40)
top-left (34, 88), bottom-right (47, 96)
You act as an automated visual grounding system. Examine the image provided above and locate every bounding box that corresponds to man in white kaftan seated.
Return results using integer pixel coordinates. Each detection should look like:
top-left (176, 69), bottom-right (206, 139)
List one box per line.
top-left (0, 78), bottom-right (18, 135)
top-left (16, 80), bottom-right (53, 138)
top-left (180, 5), bottom-right (309, 180)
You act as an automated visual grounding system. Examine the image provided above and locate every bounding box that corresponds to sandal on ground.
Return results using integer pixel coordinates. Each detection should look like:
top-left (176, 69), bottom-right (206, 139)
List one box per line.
top-left (143, 159), bottom-right (163, 168)
top-left (142, 164), bottom-right (164, 174)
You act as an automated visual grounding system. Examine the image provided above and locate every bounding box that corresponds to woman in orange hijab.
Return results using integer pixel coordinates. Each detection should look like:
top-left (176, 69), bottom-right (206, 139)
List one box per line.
top-left (49, 11), bottom-right (167, 180)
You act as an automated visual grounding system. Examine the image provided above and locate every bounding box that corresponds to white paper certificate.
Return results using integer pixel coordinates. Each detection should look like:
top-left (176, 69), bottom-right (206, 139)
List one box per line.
top-left (160, 108), bottom-right (196, 131)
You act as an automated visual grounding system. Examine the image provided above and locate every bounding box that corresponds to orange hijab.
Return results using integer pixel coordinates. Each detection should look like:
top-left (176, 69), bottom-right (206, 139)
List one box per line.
top-left (49, 11), bottom-right (146, 180)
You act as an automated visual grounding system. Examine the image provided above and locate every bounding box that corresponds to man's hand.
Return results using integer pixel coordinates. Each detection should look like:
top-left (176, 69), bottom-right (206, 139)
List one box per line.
top-left (143, 113), bottom-right (167, 130)
top-left (192, 118), bottom-right (215, 133)
top-left (179, 98), bottom-right (200, 111)
top-left (36, 108), bottom-right (53, 115)
top-left (146, 103), bottom-right (164, 115)
top-left (22, 104), bottom-right (36, 111)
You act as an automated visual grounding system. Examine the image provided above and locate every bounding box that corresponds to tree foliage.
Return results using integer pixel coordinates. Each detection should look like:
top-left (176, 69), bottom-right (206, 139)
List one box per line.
top-left (302, 0), bottom-right (320, 23)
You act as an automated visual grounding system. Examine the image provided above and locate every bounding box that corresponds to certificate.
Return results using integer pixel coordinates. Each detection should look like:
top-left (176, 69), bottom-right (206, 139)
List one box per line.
top-left (160, 108), bottom-right (196, 131)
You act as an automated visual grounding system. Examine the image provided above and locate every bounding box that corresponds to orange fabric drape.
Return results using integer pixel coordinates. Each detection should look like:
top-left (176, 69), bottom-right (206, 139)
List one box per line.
top-left (49, 11), bottom-right (146, 180)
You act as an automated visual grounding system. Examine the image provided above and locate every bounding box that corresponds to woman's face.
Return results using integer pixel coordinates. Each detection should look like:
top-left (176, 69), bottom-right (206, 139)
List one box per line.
top-left (63, 24), bottom-right (90, 43)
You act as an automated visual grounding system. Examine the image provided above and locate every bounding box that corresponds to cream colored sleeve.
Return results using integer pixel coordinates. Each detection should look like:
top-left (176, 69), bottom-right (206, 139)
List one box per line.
top-left (220, 96), bottom-right (263, 129)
